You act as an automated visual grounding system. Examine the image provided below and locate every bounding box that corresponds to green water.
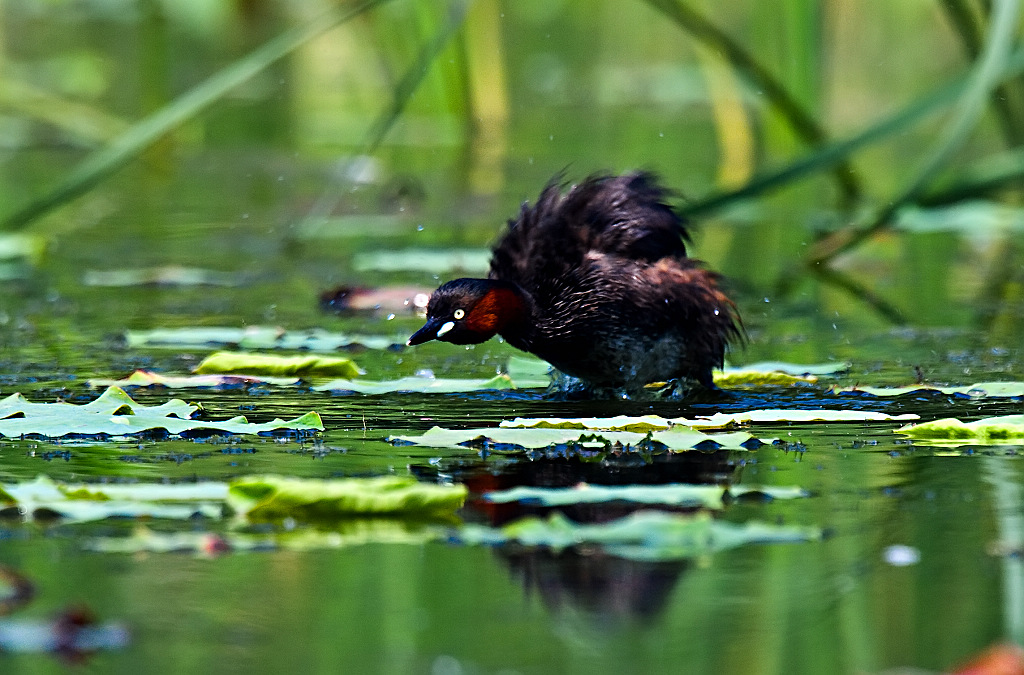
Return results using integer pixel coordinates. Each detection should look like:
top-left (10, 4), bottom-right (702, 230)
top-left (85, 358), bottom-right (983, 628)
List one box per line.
top-left (3, 1), bottom-right (1024, 673)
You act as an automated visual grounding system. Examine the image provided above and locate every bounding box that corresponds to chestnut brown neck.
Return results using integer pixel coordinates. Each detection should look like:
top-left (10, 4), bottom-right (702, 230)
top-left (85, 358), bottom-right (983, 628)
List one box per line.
top-left (468, 280), bottom-right (533, 346)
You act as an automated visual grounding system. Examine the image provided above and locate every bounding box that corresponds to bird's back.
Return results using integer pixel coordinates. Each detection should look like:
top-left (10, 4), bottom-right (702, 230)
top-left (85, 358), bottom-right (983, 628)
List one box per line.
top-left (488, 172), bottom-right (688, 304)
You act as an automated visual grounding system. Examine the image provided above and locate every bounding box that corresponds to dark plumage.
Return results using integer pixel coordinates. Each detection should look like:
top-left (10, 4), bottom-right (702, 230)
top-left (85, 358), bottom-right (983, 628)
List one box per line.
top-left (407, 172), bottom-right (742, 391)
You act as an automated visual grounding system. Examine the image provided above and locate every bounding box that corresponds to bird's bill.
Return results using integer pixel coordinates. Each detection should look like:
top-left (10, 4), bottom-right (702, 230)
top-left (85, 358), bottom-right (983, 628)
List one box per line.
top-left (407, 318), bottom-right (450, 346)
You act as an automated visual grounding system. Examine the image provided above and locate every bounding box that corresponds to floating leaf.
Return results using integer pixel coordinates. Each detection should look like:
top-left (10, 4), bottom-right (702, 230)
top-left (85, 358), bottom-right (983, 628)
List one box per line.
top-left (87, 370), bottom-right (301, 389)
top-left (84, 266), bottom-right (246, 287)
top-left (352, 248), bottom-right (490, 273)
top-left (500, 415), bottom-right (672, 432)
top-left (833, 382), bottom-right (1024, 398)
top-left (500, 409), bottom-right (918, 432)
top-left (0, 386), bottom-right (195, 419)
top-left (483, 483), bottom-right (809, 510)
top-left (126, 326), bottom-right (402, 351)
top-left (314, 372), bottom-right (549, 394)
top-left (897, 415), bottom-right (1024, 444)
top-left (194, 351), bottom-right (362, 378)
top-left (457, 511), bottom-right (820, 561)
top-left (389, 426), bottom-right (762, 451)
top-left (725, 361), bottom-right (850, 376)
top-left (0, 387), bottom-right (323, 439)
top-left (227, 475), bottom-right (467, 520)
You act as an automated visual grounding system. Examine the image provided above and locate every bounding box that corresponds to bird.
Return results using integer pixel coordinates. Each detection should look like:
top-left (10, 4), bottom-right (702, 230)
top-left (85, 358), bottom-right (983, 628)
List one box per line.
top-left (406, 171), bottom-right (741, 393)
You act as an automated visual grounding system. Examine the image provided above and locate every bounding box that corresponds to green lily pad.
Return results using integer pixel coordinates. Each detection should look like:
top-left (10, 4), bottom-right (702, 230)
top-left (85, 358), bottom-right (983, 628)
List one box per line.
top-left (127, 326), bottom-right (402, 351)
top-left (458, 511), bottom-right (821, 561)
top-left (0, 387), bottom-right (323, 439)
top-left (500, 415), bottom-right (672, 432)
top-left (725, 361), bottom-right (850, 376)
top-left (194, 351), bottom-right (362, 378)
top-left (1, 386), bottom-right (196, 419)
top-left (500, 409), bottom-right (918, 433)
top-left (87, 370), bottom-right (301, 389)
top-left (389, 426), bottom-right (762, 451)
top-left (84, 266), bottom-right (246, 287)
top-left (483, 483), bottom-right (809, 510)
top-left (833, 382), bottom-right (1024, 398)
top-left (352, 248), bottom-right (490, 273)
top-left (896, 414), bottom-right (1024, 444)
top-left (227, 475), bottom-right (467, 520)
top-left (314, 366), bottom-right (551, 394)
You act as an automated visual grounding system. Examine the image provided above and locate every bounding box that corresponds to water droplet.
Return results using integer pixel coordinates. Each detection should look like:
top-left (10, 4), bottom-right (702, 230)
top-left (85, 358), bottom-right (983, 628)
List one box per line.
top-left (417, 225), bottom-right (424, 231)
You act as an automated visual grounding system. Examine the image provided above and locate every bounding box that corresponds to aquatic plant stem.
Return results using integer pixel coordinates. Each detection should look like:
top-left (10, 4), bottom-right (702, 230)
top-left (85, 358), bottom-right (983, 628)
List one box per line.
top-left (941, 0), bottom-right (1024, 146)
top-left (643, 0), bottom-right (862, 204)
top-left (681, 49), bottom-right (1024, 222)
top-left (299, 0), bottom-right (472, 231)
top-left (807, 0), bottom-right (1021, 264)
top-left (0, 0), bottom-right (393, 232)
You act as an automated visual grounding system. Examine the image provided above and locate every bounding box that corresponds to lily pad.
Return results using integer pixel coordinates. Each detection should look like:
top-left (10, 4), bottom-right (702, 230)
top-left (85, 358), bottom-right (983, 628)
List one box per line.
top-left (388, 426), bottom-right (763, 451)
top-left (87, 370), bottom-right (302, 389)
top-left (483, 483), bottom-right (810, 510)
top-left (457, 511), bottom-right (821, 561)
top-left (832, 382), bottom-right (1024, 398)
top-left (194, 351), bottom-right (362, 378)
top-left (500, 409), bottom-right (919, 432)
top-left (500, 415), bottom-right (672, 432)
top-left (896, 415), bottom-right (1024, 444)
top-left (0, 387), bottom-right (323, 439)
top-left (127, 326), bottom-right (402, 351)
top-left (352, 248), bottom-right (490, 273)
top-left (227, 475), bottom-right (467, 519)
top-left (84, 266), bottom-right (246, 287)
top-left (314, 365), bottom-right (551, 393)
top-left (724, 361), bottom-right (850, 376)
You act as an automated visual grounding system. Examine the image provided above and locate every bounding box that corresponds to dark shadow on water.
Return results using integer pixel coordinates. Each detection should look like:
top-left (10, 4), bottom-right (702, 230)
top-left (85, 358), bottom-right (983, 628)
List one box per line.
top-left (413, 449), bottom-right (739, 626)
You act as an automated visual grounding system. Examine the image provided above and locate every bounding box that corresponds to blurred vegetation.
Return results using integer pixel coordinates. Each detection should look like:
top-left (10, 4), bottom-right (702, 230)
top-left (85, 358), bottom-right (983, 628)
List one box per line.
top-left (3, 0), bottom-right (1024, 330)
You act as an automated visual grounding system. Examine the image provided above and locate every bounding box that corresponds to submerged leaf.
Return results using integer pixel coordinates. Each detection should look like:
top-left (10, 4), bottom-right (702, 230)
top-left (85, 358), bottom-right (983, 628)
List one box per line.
top-left (458, 511), bottom-right (820, 561)
top-left (833, 382), bottom-right (1024, 398)
top-left (897, 414), bottom-right (1024, 443)
top-left (195, 351), bottom-right (362, 378)
top-left (227, 475), bottom-right (467, 519)
top-left (389, 425), bottom-right (761, 451)
top-left (483, 483), bottom-right (809, 510)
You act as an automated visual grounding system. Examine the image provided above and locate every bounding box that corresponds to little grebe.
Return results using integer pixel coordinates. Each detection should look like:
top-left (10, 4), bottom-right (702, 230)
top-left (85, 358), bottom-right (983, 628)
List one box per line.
top-left (407, 172), bottom-right (741, 391)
